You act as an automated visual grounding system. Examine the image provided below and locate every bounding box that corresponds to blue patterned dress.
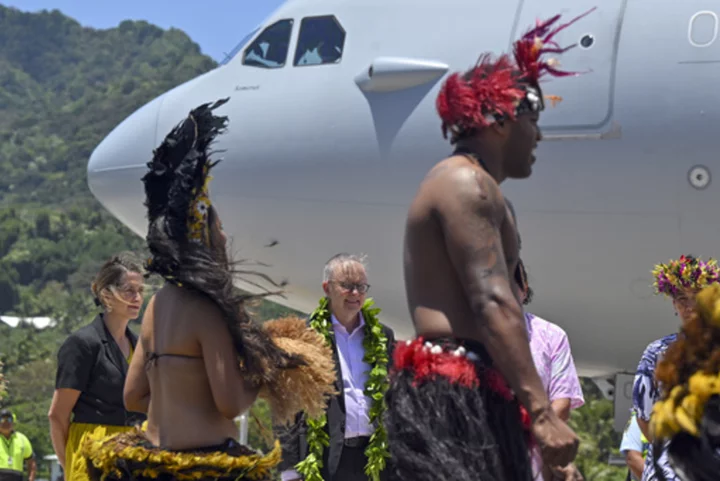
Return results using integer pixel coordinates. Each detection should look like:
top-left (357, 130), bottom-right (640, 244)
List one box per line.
top-left (632, 333), bottom-right (679, 481)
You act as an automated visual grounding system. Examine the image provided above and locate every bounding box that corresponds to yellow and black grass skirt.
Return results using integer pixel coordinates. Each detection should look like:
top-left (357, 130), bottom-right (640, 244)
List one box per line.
top-left (80, 315), bottom-right (336, 481)
top-left (81, 428), bottom-right (281, 481)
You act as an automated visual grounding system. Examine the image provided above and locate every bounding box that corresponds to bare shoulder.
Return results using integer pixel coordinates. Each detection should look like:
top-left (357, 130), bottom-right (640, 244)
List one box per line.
top-left (157, 284), bottom-right (226, 330)
top-left (424, 156), bottom-right (505, 221)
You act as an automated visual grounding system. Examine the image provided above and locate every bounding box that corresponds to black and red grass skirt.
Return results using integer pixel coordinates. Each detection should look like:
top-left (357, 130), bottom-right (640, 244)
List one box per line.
top-left (384, 337), bottom-right (534, 481)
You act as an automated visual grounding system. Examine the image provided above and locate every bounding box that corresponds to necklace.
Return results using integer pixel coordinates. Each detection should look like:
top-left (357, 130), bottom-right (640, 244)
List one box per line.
top-left (295, 297), bottom-right (390, 481)
top-left (453, 145), bottom-right (489, 172)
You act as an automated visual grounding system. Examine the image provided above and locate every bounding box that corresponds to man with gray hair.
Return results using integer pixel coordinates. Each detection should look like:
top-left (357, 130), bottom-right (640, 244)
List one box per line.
top-left (275, 253), bottom-right (396, 481)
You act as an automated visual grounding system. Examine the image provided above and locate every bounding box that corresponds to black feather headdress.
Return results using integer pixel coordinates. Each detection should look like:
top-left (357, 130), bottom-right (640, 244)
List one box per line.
top-left (142, 97), bottom-right (229, 279)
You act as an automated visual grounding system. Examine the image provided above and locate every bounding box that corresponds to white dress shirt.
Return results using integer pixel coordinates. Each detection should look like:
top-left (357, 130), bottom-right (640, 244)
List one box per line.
top-left (281, 313), bottom-right (372, 481)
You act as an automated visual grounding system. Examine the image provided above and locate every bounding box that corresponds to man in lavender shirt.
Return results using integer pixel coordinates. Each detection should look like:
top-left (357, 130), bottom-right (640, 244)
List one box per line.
top-left (273, 253), bottom-right (396, 481)
top-left (515, 259), bottom-right (585, 480)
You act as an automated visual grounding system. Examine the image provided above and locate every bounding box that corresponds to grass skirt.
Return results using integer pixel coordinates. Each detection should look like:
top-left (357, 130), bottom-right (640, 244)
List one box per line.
top-left (385, 337), bottom-right (533, 481)
top-left (81, 428), bottom-right (281, 481)
top-left (66, 423), bottom-right (134, 481)
top-left (79, 316), bottom-right (335, 480)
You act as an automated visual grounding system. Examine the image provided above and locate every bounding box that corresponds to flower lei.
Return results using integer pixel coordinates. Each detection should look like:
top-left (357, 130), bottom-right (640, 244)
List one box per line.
top-left (295, 297), bottom-right (390, 481)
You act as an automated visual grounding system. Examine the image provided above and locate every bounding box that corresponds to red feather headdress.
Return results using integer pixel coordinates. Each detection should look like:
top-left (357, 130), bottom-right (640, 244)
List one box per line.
top-left (437, 8), bottom-right (596, 142)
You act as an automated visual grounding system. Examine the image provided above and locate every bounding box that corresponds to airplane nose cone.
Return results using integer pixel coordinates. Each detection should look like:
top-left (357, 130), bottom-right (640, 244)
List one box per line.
top-left (87, 94), bottom-right (164, 236)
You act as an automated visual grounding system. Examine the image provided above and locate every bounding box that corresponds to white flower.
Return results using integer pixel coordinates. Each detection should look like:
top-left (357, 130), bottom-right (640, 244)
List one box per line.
top-left (195, 200), bottom-right (209, 216)
top-left (452, 346), bottom-right (466, 357)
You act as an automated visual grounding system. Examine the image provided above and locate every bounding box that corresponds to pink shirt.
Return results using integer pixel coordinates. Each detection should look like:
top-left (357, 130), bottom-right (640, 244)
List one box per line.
top-left (525, 313), bottom-right (584, 479)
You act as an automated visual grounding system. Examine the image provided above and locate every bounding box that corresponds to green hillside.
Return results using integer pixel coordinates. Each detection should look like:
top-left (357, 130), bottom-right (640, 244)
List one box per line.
top-left (0, 4), bottom-right (295, 474)
top-left (0, 4), bottom-right (218, 320)
top-left (0, 5), bottom-right (626, 480)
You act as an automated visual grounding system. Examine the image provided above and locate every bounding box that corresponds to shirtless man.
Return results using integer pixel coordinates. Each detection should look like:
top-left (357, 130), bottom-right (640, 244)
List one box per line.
top-left (384, 11), bottom-right (592, 481)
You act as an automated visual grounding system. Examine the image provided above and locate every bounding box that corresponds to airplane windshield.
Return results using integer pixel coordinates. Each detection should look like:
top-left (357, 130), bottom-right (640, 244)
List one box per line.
top-left (220, 27), bottom-right (260, 65)
top-left (242, 19), bottom-right (293, 68)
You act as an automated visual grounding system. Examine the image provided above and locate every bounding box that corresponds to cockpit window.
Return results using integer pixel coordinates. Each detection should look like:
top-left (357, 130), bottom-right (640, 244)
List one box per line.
top-left (293, 15), bottom-right (345, 66)
top-left (242, 19), bottom-right (293, 68)
top-left (221, 27), bottom-right (260, 65)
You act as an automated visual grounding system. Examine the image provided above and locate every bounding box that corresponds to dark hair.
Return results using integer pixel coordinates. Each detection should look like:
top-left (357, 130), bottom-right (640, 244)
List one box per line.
top-left (146, 205), bottom-right (305, 383)
top-left (143, 99), bottom-right (304, 383)
top-left (514, 259), bottom-right (533, 305)
top-left (91, 252), bottom-right (143, 308)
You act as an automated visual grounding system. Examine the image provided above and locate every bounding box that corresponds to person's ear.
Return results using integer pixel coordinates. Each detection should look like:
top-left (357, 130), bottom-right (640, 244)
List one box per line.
top-left (490, 118), bottom-right (511, 139)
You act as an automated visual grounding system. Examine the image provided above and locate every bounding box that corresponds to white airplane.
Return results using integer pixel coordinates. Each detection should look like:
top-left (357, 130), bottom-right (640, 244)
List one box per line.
top-left (86, 0), bottom-right (720, 383)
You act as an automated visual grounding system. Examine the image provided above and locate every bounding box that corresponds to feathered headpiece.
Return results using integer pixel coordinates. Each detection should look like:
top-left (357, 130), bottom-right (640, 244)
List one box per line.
top-left (652, 254), bottom-right (720, 298)
top-left (142, 97), bottom-right (229, 277)
top-left (436, 8), bottom-right (596, 142)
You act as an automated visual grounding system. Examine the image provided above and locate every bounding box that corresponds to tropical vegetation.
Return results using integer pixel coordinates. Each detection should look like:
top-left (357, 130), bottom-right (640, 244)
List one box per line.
top-left (0, 5), bottom-right (627, 480)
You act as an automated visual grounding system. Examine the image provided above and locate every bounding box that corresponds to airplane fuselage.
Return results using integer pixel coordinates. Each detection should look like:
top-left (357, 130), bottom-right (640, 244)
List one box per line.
top-left (87, 0), bottom-right (720, 377)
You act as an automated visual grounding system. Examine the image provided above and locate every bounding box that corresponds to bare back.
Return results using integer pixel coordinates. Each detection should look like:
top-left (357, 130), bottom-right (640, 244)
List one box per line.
top-left (404, 155), bottom-right (521, 341)
top-left (137, 284), bottom-right (255, 450)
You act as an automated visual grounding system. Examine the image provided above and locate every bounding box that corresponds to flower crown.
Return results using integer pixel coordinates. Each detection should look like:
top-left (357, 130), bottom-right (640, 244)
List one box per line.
top-left (436, 7), bottom-right (595, 141)
top-left (652, 254), bottom-right (720, 298)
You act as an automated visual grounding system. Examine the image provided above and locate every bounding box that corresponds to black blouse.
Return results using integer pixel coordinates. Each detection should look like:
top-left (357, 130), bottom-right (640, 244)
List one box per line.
top-left (55, 315), bottom-right (146, 427)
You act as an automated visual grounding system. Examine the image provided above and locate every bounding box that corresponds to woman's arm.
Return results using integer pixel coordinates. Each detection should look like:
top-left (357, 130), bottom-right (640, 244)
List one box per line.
top-left (124, 337), bottom-right (151, 413)
top-left (50, 333), bottom-right (94, 468)
top-left (124, 296), bottom-right (154, 413)
top-left (47, 388), bottom-right (80, 469)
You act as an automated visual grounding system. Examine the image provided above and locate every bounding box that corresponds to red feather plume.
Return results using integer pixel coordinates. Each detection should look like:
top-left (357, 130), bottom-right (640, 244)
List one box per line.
top-left (513, 8), bottom-right (597, 86)
top-left (393, 337), bottom-right (479, 388)
top-left (436, 54), bottom-right (525, 139)
top-left (436, 8), bottom-right (595, 140)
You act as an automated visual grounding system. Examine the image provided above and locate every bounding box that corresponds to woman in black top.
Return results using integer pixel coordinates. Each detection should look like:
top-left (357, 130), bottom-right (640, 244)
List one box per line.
top-left (48, 253), bottom-right (147, 481)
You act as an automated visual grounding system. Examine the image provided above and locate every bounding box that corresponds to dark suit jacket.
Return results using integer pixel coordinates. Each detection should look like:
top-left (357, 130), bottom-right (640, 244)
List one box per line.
top-left (274, 321), bottom-right (396, 480)
top-left (55, 314), bottom-right (146, 426)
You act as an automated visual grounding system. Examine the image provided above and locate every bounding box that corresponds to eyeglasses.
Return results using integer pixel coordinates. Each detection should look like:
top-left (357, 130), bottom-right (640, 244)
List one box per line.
top-left (116, 285), bottom-right (145, 300)
top-left (332, 281), bottom-right (370, 294)
top-left (0, 416), bottom-right (12, 423)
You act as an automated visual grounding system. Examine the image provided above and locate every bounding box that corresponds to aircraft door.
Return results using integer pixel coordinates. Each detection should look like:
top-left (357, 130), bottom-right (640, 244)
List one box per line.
top-left (512, 1), bottom-right (627, 132)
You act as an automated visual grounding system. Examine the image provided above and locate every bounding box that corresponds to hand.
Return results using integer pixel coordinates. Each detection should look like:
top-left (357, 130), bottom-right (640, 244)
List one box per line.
top-left (547, 463), bottom-right (583, 481)
top-left (531, 407), bottom-right (579, 468)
